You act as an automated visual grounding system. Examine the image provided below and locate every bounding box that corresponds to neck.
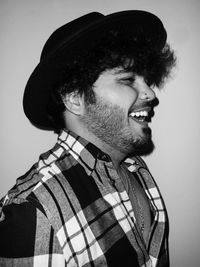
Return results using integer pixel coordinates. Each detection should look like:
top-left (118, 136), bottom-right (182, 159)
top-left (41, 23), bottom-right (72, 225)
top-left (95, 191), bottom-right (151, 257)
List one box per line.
top-left (80, 128), bottom-right (126, 169)
top-left (64, 122), bottom-right (126, 170)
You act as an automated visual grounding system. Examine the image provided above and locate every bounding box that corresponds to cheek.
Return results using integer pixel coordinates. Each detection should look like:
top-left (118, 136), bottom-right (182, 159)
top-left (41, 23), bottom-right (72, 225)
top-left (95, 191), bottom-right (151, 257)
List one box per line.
top-left (106, 88), bottom-right (138, 109)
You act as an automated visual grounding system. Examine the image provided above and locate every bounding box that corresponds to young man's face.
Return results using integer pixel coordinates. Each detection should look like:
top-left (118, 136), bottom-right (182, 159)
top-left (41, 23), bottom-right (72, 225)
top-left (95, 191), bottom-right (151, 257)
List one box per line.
top-left (80, 67), bottom-right (157, 156)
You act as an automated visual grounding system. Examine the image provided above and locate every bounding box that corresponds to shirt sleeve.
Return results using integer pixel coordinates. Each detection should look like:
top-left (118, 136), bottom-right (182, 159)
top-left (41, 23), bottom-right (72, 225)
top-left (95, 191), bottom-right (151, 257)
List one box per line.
top-left (0, 198), bottom-right (65, 267)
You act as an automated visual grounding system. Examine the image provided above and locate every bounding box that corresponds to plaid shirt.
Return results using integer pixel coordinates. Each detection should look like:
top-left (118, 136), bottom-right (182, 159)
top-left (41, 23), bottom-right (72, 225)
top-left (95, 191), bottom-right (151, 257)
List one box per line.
top-left (0, 130), bottom-right (169, 267)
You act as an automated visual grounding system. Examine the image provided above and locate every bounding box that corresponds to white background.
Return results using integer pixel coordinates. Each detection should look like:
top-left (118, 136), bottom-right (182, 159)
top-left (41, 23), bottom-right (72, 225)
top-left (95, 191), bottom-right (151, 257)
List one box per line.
top-left (0, 0), bottom-right (199, 266)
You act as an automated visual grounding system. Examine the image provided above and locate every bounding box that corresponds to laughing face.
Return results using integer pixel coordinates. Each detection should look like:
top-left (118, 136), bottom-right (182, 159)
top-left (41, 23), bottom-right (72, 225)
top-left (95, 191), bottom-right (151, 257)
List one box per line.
top-left (80, 68), bottom-right (157, 156)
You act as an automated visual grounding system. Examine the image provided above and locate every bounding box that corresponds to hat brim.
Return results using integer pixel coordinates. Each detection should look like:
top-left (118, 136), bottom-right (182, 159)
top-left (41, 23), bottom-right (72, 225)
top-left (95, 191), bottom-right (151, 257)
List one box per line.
top-left (23, 10), bottom-right (167, 130)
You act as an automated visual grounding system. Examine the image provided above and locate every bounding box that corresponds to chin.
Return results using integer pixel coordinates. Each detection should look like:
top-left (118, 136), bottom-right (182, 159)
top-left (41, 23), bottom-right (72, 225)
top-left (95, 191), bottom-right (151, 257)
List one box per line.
top-left (136, 140), bottom-right (155, 156)
top-left (129, 128), bottom-right (155, 157)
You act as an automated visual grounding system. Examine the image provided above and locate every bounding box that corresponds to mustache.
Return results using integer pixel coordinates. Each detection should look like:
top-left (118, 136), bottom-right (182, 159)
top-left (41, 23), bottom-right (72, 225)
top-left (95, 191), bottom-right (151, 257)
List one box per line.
top-left (146, 97), bottom-right (159, 121)
top-left (149, 97), bottom-right (159, 108)
top-left (130, 97), bottom-right (159, 111)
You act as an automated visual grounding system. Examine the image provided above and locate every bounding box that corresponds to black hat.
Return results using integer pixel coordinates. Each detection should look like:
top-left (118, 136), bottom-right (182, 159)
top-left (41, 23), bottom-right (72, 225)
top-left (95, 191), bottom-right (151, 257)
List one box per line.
top-left (23, 10), bottom-right (167, 129)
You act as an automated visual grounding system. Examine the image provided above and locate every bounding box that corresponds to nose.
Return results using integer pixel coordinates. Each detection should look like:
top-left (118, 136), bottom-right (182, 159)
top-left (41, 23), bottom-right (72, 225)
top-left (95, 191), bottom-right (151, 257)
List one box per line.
top-left (139, 78), bottom-right (156, 102)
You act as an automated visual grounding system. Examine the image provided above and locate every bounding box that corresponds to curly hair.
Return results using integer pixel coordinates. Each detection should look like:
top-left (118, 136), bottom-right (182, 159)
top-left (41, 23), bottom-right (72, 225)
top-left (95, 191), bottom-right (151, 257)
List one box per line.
top-left (47, 29), bottom-right (176, 132)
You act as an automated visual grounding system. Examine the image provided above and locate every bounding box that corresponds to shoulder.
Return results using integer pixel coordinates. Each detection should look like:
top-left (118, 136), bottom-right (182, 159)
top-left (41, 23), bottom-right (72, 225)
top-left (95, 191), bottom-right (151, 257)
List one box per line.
top-left (4, 139), bottom-right (74, 204)
top-left (0, 138), bottom-right (76, 228)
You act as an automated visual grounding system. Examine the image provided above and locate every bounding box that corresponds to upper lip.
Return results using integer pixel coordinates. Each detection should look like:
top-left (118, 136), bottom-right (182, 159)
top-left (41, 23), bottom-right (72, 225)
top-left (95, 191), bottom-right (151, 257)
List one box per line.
top-left (129, 106), bottom-right (152, 114)
top-left (129, 97), bottom-right (159, 114)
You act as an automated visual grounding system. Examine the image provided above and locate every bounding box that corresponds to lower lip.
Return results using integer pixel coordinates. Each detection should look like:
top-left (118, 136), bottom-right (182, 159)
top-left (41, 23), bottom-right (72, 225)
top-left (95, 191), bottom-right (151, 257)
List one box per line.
top-left (129, 116), bottom-right (149, 127)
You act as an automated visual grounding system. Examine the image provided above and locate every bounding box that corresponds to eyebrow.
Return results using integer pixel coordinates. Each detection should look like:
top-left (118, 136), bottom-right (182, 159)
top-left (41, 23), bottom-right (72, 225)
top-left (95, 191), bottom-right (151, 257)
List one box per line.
top-left (115, 70), bottom-right (135, 79)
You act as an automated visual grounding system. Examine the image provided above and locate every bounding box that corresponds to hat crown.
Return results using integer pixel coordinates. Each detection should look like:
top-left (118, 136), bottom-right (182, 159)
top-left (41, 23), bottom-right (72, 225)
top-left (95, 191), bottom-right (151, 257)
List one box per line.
top-left (41, 12), bottom-right (104, 61)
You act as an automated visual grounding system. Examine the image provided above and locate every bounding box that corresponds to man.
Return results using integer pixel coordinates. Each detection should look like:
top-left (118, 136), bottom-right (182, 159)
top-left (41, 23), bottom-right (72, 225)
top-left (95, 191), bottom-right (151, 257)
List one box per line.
top-left (0, 10), bottom-right (176, 267)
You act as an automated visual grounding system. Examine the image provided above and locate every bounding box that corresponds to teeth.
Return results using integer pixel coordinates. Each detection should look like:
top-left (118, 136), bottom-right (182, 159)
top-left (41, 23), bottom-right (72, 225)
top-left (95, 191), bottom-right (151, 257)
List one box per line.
top-left (129, 110), bottom-right (148, 118)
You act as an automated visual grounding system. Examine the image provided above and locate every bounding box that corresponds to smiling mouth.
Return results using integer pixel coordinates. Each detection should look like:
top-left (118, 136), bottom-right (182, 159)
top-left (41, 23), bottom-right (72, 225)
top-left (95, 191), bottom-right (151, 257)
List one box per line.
top-left (129, 109), bottom-right (153, 124)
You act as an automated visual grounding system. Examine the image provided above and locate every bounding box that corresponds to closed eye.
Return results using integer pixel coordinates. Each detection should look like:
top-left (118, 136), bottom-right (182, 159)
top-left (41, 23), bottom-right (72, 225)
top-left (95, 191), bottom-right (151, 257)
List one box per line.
top-left (118, 76), bottom-right (136, 86)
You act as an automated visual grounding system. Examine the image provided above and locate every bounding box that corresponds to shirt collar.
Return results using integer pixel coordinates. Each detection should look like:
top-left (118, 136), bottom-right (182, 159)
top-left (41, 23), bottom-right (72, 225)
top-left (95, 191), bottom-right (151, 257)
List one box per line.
top-left (57, 129), bottom-right (140, 175)
top-left (57, 129), bottom-right (112, 175)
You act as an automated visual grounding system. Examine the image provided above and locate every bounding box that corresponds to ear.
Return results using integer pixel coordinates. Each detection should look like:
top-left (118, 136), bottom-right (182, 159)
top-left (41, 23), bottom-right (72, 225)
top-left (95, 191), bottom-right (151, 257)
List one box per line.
top-left (63, 91), bottom-right (84, 115)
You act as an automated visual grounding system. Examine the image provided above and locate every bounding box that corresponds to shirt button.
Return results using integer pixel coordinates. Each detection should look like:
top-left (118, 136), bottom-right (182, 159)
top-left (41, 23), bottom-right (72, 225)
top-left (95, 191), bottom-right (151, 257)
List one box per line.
top-left (97, 153), bottom-right (110, 161)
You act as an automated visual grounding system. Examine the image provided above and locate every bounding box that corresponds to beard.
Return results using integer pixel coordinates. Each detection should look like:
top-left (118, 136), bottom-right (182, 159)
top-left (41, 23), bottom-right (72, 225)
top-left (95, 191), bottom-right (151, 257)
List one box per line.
top-left (80, 96), bottom-right (154, 157)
